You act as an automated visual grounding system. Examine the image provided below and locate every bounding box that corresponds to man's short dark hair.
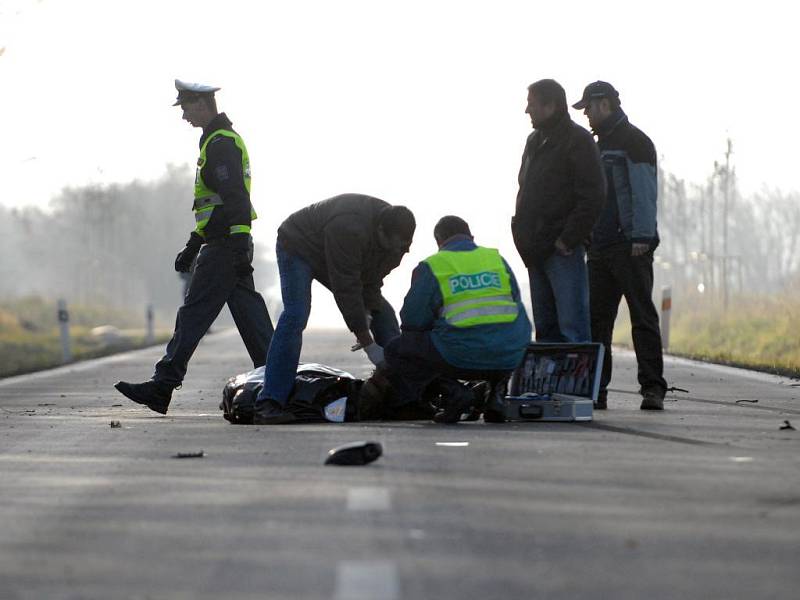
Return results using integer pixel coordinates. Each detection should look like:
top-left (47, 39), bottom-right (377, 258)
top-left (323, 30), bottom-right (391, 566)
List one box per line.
top-left (378, 205), bottom-right (416, 240)
top-left (527, 79), bottom-right (568, 114)
top-left (433, 215), bottom-right (472, 245)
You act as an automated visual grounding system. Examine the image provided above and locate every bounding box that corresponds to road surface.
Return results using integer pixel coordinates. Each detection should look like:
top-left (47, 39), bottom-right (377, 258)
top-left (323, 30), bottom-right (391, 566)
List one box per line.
top-left (1, 329), bottom-right (798, 599)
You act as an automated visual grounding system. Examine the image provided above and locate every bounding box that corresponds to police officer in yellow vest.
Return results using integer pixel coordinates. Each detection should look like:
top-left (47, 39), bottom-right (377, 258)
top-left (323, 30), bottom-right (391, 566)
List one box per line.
top-left (115, 80), bottom-right (274, 414)
top-left (381, 216), bottom-right (532, 422)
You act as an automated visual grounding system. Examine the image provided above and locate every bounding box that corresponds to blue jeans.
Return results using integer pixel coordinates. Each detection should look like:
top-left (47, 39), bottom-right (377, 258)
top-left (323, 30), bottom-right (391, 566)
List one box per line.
top-left (528, 246), bottom-right (590, 343)
top-left (258, 242), bottom-right (400, 406)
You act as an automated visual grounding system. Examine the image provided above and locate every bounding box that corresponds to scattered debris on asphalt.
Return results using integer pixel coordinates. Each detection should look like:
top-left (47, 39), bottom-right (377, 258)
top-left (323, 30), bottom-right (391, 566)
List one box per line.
top-left (735, 399), bottom-right (759, 404)
top-left (325, 441), bottom-right (382, 466)
top-left (173, 451), bottom-right (205, 459)
top-left (111, 404), bottom-right (122, 407)
top-left (666, 386), bottom-right (689, 393)
top-left (780, 420), bottom-right (795, 431)
top-left (110, 420), bottom-right (121, 428)
top-left (37, 403), bottom-right (55, 407)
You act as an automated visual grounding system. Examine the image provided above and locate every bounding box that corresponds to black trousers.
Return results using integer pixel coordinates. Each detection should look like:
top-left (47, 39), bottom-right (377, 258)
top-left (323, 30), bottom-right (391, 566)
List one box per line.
top-left (588, 245), bottom-right (667, 396)
top-left (154, 241), bottom-right (274, 387)
top-left (383, 330), bottom-right (512, 406)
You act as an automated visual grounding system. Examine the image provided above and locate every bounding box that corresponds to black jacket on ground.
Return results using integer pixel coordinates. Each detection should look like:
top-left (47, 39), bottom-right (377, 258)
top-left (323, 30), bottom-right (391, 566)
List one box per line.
top-left (198, 113), bottom-right (252, 240)
top-left (513, 112), bottom-right (606, 267)
top-left (277, 194), bottom-right (406, 333)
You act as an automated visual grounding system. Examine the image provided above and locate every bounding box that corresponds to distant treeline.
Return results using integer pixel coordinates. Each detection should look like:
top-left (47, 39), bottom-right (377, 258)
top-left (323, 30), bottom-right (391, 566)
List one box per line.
top-left (655, 142), bottom-right (800, 303)
top-left (2, 143), bottom-right (798, 320)
top-left (0, 165), bottom-right (277, 317)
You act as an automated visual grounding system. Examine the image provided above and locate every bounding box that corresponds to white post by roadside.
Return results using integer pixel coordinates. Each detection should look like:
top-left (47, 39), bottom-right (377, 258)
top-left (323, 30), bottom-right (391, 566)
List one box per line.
top-left (57, 299), bottom-right (72, 363)
top-left (660, 286), bottom-right (671, 352)
top-left (145, 304), bottom-right (155, 345)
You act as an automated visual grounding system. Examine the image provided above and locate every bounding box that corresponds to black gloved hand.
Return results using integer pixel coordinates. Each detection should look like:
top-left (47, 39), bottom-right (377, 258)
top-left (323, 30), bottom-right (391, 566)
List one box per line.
top-left (174, 232), bottom-right (204, 273)
top-left (228, 234), bottom-right (254, 277)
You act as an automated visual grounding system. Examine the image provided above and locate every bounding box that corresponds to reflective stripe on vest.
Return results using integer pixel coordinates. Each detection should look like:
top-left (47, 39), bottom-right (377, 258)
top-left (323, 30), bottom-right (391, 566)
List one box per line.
top-left (193, 194), bottom-right (223, 211)
top-left (194, 129), bottom-right (257, 235)
top-left (424, 247), bottom-right (519, 328)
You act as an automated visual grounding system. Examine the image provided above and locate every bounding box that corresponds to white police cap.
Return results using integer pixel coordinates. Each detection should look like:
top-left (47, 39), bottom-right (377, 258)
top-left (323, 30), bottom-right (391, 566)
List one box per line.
top-left (173, 79), bottom-right (221, 106)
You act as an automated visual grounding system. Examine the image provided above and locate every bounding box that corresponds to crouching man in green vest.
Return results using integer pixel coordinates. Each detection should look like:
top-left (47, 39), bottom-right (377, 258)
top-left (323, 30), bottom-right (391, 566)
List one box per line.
top-left (379, 215), bottom-right (532, 423)
top-left (114, 80), bottom-right (274, 414)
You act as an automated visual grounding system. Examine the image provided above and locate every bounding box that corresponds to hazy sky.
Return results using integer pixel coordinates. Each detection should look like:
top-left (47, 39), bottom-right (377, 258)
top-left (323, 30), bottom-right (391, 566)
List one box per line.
top-left (2, 0), bottom-right (797, 325)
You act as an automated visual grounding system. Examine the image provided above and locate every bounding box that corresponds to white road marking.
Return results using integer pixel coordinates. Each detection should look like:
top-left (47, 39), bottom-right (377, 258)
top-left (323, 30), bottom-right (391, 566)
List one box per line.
top-left (334, 560), bottom-right (399, 600)
top-left (347, 487), bottom-right (391, 511)
top-left (435, 441), bottom-right (469, 447)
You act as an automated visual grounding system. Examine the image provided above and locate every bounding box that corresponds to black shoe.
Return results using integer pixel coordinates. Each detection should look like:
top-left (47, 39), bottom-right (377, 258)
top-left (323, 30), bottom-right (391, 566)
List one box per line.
top-left (482, 377), bottom-right (508, 423)
top-left (114, 380), bottom-right (173, 414)
top-left (433, 382), bottom-right (473, 424)
top-left (252, 399), bottom-right (297, 425)
top-left (382, 401), bottom-right (435, 421)
top-left (640, 391), bottom-right (665, 411)
top-left (594, 392), bottom-right (608, 410)
top-left (483, 408), bottom-right (506, 423)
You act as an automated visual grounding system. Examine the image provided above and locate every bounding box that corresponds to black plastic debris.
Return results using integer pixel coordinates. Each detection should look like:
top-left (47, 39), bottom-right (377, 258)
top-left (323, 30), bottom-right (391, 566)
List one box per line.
top-left (780, 420), bottom-right (795, 431)
top-left (735, 399), bottom-right (759, 404)
top-left (325, 441), bottom-right (382, 466)
top-left (173, 451), bottom-right (205, 459)
top-left (110, 420), bottom-right (121, 428)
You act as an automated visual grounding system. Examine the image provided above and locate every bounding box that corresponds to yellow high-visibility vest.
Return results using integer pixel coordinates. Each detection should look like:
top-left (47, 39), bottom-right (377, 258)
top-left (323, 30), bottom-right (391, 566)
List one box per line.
top-left (424, 247), bottom-right (518, 328)
top-left (193, 129), bottom-right (256, 236)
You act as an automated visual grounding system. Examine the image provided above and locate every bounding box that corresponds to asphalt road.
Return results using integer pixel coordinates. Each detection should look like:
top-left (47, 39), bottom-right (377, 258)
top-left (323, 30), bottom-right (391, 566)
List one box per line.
top-left (1, 328), bottom-right (799, 600)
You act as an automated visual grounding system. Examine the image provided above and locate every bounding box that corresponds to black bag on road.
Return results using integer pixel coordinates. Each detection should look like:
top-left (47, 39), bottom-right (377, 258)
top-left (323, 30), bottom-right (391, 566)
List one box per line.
top-left (220, 363), bottom-right (363, 424)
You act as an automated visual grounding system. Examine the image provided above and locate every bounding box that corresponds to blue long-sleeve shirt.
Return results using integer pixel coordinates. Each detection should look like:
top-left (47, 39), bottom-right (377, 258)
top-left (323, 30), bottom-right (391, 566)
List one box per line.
top-left (399, 238), bottom-right (532, 370)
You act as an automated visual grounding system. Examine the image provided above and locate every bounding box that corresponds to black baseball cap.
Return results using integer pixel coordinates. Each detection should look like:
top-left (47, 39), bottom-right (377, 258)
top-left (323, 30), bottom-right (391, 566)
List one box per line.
top-left (572, 81), bottom-right (619, 109)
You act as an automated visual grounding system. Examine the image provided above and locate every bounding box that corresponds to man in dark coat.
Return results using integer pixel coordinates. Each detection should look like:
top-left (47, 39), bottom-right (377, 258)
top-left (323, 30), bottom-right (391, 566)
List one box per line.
top-left (253, 194), bottom-right (415, 424)
top-left (513, 78), bottom-right (605, 343)
top-left (573, 81), bottom-right (668, 410)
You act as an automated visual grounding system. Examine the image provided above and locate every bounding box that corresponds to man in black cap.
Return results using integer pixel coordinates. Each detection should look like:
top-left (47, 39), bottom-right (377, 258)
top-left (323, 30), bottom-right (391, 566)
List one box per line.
top-left (573, 81), bottom-right (668, 410)
top-left (114, 80), bottom-right (274, 414)
top-left (513, 78), bottom-right (605, 343)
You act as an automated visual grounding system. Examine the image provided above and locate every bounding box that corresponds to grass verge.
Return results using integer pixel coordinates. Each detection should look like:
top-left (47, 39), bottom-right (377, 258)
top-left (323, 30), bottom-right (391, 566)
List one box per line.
top-left (0, 297), bottom-right (171, 378)
top-left (613, 291), bottom-right (800, 378)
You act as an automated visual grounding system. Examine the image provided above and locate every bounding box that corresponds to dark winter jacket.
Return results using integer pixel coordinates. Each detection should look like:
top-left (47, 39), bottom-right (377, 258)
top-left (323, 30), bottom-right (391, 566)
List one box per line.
top-left (513, 112), bottom-right (606, 266)
top-left (197, 113), bottom-right (252, 241)
top-left (590, 109), bottom-right (660, 253)
top-left (277, 194), bottom-right (407, 333)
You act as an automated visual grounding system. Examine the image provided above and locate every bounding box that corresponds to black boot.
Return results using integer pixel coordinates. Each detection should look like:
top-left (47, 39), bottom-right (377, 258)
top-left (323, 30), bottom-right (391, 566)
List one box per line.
top-left (432, 380), bottom-right (474, 424)
top-left (462, 381), bottom-right (490, 421)
top-left (114, 380), bottom-right (173, 415)
top-left (252, 399), bottom-right (297, 425)
top-left (483, 376), bottom-right (509, 423)
top-left (640, 389), bottom-right (665, 411)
